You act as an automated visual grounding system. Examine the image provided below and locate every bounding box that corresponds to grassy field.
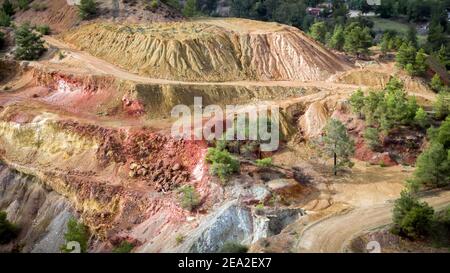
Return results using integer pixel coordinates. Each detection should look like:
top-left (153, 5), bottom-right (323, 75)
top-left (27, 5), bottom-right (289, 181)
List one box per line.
top-left (370, 17), bottom-right (412, 34)
top-left (370, 17), bottom-right (428, 46)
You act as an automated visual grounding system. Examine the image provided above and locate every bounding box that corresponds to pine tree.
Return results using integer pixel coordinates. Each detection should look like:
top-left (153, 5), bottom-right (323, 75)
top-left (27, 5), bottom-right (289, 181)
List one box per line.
top-left (427, 22), bottom-right (446, 52)
top-left (414, 142), bottom-right (450, 188)
top-left (414, 48), bottom-right (428, 76)
top-left (392, 191), bottom-right (434, 239)
top-left (309, 21), bottom-right (327, 44)
top-left (364, 127), bottom-right (381, 151)
top-left (414, 107), bottom-right (428, 128)
top-left (343, 24), bottom-right (372, 55)
top-left (396, 42), bottom-right (416, 68)
top-left (183, 0), bottom-right (198, 17)
top-left (321, 119), bottom-right (355, 176)
top-left (179, 185), bottom-right (201, 211)
top-left (434, 91), bottom-right (450, 120)
top-left (436, 44), bottom-right (450, 70)
top-left (349, 88), bottom-right (365, 118)
top-left (328, 25), bottom-right (345, 51)
top-left (430, 73), bottom-right (444, 92)
top-left (406, 25), bottom-right (418, 48)
top-left (14, 24), bottom-right (45, 61)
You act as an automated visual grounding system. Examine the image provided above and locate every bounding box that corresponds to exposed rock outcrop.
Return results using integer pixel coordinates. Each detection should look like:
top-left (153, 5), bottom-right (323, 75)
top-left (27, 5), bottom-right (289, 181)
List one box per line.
top-left (0, 163), bottom-right (75, 253)
top-left (299, 102), bottom-right (329, 139)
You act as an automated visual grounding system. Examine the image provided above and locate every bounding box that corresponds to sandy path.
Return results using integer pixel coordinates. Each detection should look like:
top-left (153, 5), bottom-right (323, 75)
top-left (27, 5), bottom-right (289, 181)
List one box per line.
top-left (296, 190), bottom-right (450, 253)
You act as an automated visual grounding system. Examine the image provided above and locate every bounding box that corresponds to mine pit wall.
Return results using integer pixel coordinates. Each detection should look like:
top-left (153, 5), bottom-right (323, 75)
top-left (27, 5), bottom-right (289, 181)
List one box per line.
top-left (0, 115), bottom-right (123, 238)
top-left (0, 163), bottom-right (75, 253)
top-left (28, 67), bottom-right (303, 136)
top-left (0, 105), bottom-right (211, 249)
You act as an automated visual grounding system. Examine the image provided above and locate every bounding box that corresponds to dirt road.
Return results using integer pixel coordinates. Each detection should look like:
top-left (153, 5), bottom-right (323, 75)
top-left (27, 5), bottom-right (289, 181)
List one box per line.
top-left (296, 190), bottom-right (450, 253)
top-left (43, 36), bottom-right (359, 89)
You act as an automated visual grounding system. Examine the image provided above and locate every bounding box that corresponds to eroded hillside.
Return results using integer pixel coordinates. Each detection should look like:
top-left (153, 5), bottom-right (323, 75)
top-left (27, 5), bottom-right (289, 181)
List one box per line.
top-left (61, 18), bottom-right (351, 82)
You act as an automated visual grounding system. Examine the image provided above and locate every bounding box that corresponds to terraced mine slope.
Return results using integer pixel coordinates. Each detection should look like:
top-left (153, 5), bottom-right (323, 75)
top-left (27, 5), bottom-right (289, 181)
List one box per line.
top-left (61, 18), bottom-right (350, 82)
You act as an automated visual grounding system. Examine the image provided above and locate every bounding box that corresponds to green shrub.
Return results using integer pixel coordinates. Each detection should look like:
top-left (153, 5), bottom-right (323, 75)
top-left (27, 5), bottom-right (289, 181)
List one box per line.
top-left (36, 25), bottom-right (51, 35)
top-left (219, 242), bottom-right (248, 253)
top-left (392, 191), bottom-right (434, 239)
top-left (178, 185), bottom-right (200, 211)
top-left (175, 234), bottom-right (185, 245)
top-left (61, 218), bottom-right (89, 253)
top-left (364, 127), bottom-right (381, 151)
top-left (14, 23), bottom-right (45, 60)
top-left (151, 0), bottom-right (158, 9)
top-left (206, 147), bottom-right (240, 183)
top-left (430, 74), bottom-right (444, 92)
top-left (414, 107), bottom-right (429, 128)
top-left (434, 91), bottom-right (449, 120)
top-left (2, 0), bottom-right (15, 16)
top-left (112, 241), bottom-right (134, 253)
top-left (78, 0), bottom-right (97, 20)
top-left (0, 9), bottom-right (11, 27)
top-left (17, 0), bottom-right (29, 10)
top-left (255, 157), bottom-right (273, 168)
top-left (0, 211), bottom-right (19, 244)
top-left (349, 89), bottom-right (365, 117)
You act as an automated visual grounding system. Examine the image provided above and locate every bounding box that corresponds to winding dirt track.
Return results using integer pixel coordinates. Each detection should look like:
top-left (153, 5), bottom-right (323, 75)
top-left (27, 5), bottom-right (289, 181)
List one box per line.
top-left (296, 190), bottom-right (450, 253)
top-left (41, 36), bottom-right (445, 253)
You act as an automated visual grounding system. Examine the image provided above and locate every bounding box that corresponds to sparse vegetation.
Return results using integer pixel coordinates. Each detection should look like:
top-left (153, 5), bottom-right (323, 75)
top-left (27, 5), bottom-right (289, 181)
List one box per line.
top-left (36, 25), bottom-right (50, 35)
top-left (112, 241), bottom-right (134, 253)
top-left (178, 185), bottom-right (201, 211)
top-left (17, 0), bottom-right (30, 11)
top-left (219, 241), bottom-right (248, 253)
top-left (175, 234), bottom-right (185, 245)
top-left (0, 211), bottom-right (19, 244)
top-left (255, 157), bottom-right (272, 168)
top-left (61, 218), bottom-right (89, 253)
top-left (206, 146), bottom-right (240, 183)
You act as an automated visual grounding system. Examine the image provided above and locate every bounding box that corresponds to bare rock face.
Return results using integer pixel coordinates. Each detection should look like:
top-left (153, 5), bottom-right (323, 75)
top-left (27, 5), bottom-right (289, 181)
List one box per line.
top-left (61, 18), bottom-right (350, 82)
top-left (0, 164), bottom-right (75, 253)
top-left (299, 102), bottom-right (329, 139)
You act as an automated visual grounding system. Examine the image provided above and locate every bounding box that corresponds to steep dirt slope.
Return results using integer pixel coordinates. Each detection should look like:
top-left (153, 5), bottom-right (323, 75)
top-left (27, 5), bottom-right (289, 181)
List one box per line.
top-left (61, 18), bottom-right (351, 82)
top-left (9, 0), bottom-right (182, 33)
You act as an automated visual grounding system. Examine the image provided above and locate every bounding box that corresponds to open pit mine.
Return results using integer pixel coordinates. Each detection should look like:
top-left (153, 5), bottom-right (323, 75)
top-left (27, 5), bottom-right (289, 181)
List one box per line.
top-left (0, 0), bottom-right (448, 256)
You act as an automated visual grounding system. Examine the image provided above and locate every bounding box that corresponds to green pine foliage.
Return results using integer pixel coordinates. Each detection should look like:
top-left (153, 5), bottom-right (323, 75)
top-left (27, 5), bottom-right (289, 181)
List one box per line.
top-left (321, 119), bottom-right (355, 175)
top-left (178, 185), bottom-right (201, 211)
top-left (61, 218), bottom-right (89, 253)
top-left (392, 191), bottom-right (434, 239)
top-left (0, 211), bottom-right (19, 244)
top-left (14, 24), bottom-right (46, 60)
